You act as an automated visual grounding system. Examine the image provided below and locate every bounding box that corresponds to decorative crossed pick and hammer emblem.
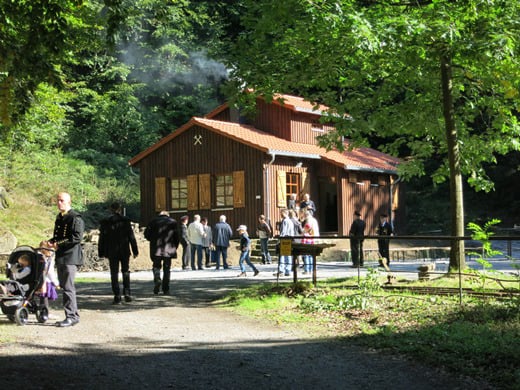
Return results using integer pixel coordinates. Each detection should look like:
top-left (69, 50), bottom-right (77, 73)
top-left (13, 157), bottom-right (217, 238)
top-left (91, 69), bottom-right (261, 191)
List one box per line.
top-left (193, 134), bottom-right (202, 145)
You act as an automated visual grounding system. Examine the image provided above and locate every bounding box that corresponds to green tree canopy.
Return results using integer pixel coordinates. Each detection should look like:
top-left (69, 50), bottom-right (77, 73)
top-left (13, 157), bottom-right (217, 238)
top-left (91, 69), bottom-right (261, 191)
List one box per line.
top-left (0, 0), bottom-right (100, 127)
top-left (224, 0), bottom-right (520, 269)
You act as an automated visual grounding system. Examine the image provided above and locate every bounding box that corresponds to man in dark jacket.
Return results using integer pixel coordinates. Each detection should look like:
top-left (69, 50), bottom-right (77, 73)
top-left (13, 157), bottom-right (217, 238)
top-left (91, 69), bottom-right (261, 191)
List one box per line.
top-left (349, 211), bottom-right (366, 267)
top-left (98, 202), bottom-right (139, 304)
top-left (144, 211), bottom-right (179, 295)
top-left (50, 192), bottom-right (84, 327)
top-left (376, 213), bottom-right (393, 268)
top-left (212, 215), bottom-right (233, 270)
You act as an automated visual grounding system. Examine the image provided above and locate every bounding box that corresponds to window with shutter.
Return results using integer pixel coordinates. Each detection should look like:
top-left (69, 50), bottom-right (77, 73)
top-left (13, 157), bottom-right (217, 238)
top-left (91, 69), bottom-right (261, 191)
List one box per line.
top-left (301, 172), bottom-right (309, 197)
top-left (285, 173), bottom-right (300, 207)
top-left (171, 177), bottom-right (187, 210)
top-left (216, 174), bottom-right (233, 207)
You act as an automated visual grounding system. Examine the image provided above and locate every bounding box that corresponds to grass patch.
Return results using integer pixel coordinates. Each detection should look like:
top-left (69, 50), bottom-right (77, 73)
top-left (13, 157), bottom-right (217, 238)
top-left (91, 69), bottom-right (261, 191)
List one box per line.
top-left (395, 269), bottom-right (520, 292)
top-left (222, 275), bottom-right (520, 389)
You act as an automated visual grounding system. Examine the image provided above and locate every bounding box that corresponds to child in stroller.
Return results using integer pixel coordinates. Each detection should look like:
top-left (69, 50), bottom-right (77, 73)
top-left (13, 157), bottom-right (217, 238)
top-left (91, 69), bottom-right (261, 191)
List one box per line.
top-left (0, 245), bottom-right (48, 325)
top-left (1, 253), bottom-right (32, 295)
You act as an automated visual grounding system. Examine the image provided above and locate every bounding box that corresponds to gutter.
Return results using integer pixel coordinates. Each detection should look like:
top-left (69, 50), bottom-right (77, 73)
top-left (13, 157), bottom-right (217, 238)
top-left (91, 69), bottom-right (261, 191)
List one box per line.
top-left (267, 149), bottom-right (321, 159)
top-left (265, 152), bottom-right (277, 216)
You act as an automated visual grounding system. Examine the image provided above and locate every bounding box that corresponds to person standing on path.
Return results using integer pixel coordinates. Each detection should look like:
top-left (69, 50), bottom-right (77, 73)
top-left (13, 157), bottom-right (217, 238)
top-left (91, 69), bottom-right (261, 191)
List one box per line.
top-left (349, 211), bottom-right (366, 267)
top-left (179, 215), bottom-right (190, 270)
top-left (98, 202), bottom-right (139, 304)
top-left (301, 223), bottom-right (315, 274)
top-left (304, 210), bottom-right (320, 240)
top-left (201, 217), bottom-right (213, 268)
top-left (212, 215), bottom-right (233, 270)
top-left (144, 211), bottom-right (179, 295)
top-left (275, 209), bottom-right (296, 277)
top-left (50, 192), bottom-right (84, 327)
top-left (188, 214), bottom-right (206, 270)
top-left (376, 213), bottom-right (393, 268)
top-left (236, 225), bottom-right (259, 277)
top-left (256, 214), bottom-right (272, 264)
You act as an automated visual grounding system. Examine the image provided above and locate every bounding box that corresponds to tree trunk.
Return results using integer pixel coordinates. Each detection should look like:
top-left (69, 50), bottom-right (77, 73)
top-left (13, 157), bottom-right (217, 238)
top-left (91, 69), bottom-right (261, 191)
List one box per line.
top-left (440, 53), bottom-right (466, 270)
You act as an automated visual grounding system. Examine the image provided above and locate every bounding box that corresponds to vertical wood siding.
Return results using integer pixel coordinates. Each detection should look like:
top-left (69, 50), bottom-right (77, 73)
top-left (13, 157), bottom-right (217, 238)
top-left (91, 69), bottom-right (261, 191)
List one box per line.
top-left (135, 125), bottom-right (265, 236)
top-left (289, 112), bottom-right (334, 145)
top-left (253, 99), bottom-right (292, 139)
top-left (338, 173), bottom-right (393, 235)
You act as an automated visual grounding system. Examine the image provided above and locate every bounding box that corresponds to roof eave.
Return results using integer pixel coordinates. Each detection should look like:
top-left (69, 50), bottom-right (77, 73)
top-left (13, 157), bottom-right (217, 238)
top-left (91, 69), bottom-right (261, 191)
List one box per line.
top-left (345, 164), bottom-right (398, 175)
top-left (293, 107), bottom-right (323, 116)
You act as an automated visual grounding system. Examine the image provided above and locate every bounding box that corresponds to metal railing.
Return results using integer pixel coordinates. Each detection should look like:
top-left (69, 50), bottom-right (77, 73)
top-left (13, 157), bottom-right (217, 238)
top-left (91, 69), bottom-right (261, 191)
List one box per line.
top-left (269, 234), bottom-right (520, 304)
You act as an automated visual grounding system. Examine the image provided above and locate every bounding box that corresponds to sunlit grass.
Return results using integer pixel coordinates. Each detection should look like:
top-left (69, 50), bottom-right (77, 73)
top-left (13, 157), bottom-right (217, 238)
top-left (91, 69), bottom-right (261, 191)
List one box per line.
top-left (222, 277), bottom-right (520, 389)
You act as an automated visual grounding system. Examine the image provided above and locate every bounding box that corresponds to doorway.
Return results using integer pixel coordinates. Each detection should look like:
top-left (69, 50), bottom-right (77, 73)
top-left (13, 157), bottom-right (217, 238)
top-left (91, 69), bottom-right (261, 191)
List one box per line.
top-left (318, 177), bottom-right (338, 233)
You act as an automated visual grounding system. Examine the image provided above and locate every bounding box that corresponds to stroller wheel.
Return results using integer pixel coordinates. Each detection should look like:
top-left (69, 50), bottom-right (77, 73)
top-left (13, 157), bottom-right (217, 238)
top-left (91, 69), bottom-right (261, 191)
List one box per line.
top-left (15, 307), bottom-right (29, 326)
top-left (36, 307), bottom-right (49, 323)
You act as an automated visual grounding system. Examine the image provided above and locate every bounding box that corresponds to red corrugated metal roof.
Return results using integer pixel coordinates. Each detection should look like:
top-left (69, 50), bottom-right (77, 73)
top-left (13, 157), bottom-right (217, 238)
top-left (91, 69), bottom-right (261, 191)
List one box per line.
top-left (129, 116), bottom-right (399, 173)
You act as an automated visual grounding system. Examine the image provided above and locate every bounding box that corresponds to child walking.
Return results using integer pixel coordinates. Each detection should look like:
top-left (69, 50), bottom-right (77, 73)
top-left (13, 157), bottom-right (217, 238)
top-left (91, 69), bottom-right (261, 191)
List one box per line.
top-left (236, 225), bottom-right (259, 277)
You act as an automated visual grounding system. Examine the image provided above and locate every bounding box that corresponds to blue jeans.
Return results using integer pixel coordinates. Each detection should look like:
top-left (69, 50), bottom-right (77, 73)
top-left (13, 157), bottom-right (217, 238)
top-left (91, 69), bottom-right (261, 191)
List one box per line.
top-left (239, 250), bottom-right (257, 273)
top-left (190, 244), bottom-right (203, 269)
top-left (303, 255), bottom-right (313, 273)
top-left (260, 238), bottom-right (271, 263)
top-left (278, 255), bottom-right (292, 275)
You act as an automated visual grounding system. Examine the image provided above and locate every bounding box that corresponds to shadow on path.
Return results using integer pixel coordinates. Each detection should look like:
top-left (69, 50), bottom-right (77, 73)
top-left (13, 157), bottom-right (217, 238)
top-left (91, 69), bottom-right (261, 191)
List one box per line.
top-left (0, 275), bottom-right (493, 390)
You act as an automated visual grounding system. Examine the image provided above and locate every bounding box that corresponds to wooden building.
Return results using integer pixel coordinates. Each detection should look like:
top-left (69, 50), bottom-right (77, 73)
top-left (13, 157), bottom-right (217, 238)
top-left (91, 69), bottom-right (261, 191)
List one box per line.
top-left (129, 94), bottom-right (401, 236)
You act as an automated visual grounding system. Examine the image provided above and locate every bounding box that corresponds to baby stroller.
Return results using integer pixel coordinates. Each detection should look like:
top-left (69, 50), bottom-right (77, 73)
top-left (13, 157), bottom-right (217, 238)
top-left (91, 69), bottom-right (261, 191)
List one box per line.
top-left (0, 245), bottom-right (48, 325)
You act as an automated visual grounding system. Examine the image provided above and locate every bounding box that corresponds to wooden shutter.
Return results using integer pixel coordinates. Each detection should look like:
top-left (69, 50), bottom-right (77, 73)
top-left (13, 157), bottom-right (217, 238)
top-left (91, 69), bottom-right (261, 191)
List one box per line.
top-left (301, 171), bottom-right (309, 196)
top-left (276, 170), bottom-right (286, 207)
top-left (187, 175), bottom-right (199, 210)
top-left (154, 177), bottom-right (167, 212)
top-left (199, 174), bottom-right (211, 209)
top-left (233, 170), bottom-right (245, 208)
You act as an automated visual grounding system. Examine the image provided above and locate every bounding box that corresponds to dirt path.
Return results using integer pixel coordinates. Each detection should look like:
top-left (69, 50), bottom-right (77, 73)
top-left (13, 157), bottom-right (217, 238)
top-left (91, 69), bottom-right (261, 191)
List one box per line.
top-left (0, 274), bottom-right (491, 389)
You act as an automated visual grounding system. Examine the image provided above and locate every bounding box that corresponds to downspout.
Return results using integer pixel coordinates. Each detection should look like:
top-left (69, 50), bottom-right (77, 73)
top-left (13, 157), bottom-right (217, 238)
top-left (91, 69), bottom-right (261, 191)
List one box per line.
top-left (265, 152), bottom-right (276, 217)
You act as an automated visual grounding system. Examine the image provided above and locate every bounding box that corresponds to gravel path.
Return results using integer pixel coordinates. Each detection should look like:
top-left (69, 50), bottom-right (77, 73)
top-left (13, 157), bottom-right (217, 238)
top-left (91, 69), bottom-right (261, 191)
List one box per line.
top-left (0, 269), bottom-right (493, 389)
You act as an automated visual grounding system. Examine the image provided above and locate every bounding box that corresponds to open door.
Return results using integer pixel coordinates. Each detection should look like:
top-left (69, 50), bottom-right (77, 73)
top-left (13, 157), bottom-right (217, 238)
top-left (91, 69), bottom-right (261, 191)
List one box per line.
top-left (318, 177), bottom-right (338, 233)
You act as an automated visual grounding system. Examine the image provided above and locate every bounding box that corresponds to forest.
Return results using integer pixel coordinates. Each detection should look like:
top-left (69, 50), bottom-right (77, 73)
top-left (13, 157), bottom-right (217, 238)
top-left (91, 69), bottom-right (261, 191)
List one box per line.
top-left (0, 0), bottom-right (519, 246)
